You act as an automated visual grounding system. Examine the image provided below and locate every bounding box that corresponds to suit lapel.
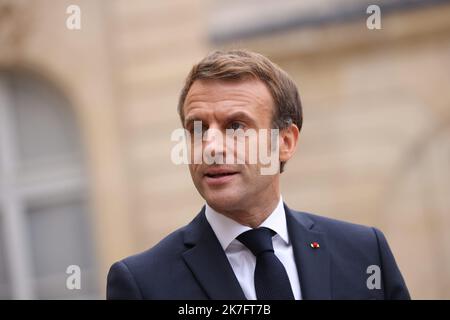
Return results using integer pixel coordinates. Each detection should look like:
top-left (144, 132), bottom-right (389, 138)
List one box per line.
top-left (181, 204), bottom-right (332, 300)
top-left (285, 204), bottom-right (332, 299)
top-left (182, 208), bottom-right (246, 300)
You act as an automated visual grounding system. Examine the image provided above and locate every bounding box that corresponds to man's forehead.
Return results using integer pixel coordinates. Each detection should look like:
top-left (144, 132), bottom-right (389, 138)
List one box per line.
top-left (184, 79), bottom-right (273, 113)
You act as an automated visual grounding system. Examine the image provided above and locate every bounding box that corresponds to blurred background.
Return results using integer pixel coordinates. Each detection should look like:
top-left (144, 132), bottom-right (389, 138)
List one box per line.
top-left (0, 0), bottom-right (449, 299)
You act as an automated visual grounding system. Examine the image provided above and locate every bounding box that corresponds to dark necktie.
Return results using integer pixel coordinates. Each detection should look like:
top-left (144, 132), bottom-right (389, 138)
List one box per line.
top-left (237, 227), bottom-right (295, 300)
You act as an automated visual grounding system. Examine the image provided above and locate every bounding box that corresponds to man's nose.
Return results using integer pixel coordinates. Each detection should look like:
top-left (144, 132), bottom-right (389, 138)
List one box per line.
top-left (203, 127), bottom-right (225, 160)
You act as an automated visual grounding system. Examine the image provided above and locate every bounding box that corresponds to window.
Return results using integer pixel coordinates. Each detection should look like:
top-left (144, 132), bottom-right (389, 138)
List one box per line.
top-left (0, 70), bottom-right (98, 299)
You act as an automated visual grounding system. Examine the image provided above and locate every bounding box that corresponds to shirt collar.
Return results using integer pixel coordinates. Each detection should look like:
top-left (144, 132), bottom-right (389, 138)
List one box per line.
top-left (205, 196), bottom-right (289, 251)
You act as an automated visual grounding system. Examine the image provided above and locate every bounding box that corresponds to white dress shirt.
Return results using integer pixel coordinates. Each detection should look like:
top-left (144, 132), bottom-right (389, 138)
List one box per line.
top-left (205, 196), bottom-right (302, 300)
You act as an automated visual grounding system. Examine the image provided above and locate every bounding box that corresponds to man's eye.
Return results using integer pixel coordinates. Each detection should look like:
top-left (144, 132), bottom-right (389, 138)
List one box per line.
top-left (229, 122), bottom-right (245, 130)
top-left (191, 123), bottom-right (206, 134)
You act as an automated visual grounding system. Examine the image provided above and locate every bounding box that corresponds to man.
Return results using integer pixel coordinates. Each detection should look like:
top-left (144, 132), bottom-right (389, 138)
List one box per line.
top-left (107, 49), bottom-right (410, 300)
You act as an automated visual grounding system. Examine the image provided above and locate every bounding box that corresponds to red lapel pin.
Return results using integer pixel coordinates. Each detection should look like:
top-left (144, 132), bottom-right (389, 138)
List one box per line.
top-left (310, 241), bottom-right (320, 249)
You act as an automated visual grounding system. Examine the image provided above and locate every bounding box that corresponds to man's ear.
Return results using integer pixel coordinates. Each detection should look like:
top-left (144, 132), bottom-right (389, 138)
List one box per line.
top-left (279, 124), bottom-right (299, 163)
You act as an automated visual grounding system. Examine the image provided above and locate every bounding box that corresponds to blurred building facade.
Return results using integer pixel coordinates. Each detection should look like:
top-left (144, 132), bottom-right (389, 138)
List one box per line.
top-left (0, 0), bottom-right (449, 299)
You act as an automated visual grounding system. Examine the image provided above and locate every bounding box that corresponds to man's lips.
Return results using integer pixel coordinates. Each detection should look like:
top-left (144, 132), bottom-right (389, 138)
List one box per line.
top-left (205, 172), bottom-right (237, 178)
top-left (203, 169), bottom-right (239, 178)
top-left (203, 168), bottom-right (240, 185)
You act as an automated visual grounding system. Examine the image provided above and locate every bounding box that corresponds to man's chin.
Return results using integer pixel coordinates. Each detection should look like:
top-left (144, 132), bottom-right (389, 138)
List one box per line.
top-left (203, 191), bottom-right (243, 213)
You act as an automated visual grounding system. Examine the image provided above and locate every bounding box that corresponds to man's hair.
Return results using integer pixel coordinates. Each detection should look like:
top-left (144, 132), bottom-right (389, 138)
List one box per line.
top-left (178, 49), bottom-right (303, 173)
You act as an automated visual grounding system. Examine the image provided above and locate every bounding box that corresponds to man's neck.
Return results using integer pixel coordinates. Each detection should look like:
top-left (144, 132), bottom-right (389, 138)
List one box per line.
top-left (211, 195), bottom-right (281, 228)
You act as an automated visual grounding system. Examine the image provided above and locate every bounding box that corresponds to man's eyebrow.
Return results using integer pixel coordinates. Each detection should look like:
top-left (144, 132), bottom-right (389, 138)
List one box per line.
top-left (184, 115), bottom-right (204, 127)
top-left (224, 111), bottom-right (256, 124)
top-left (184, 111), bottom-right (256, 127)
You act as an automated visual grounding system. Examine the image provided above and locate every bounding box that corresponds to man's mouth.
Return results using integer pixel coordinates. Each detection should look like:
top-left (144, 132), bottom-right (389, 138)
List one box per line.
top-left (204, 172), bottom-right (238, 178)
top-left (203, 169), bottom-right (239, 185)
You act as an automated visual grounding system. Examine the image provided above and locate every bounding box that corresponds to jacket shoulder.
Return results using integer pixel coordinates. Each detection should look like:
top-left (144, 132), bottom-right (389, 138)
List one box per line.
top-left (292, 210), bottom-right (381, 257)
top-left (120, 223), bottom-right (190, 271)
top-left (300, 211), bottom-right (376, 235)
top-left (107, 223), bottom-right (193, 299)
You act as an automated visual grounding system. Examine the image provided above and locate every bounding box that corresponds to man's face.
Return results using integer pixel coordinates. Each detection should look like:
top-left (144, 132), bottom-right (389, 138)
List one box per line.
top-left (183, 78), bottom-right (280, 213)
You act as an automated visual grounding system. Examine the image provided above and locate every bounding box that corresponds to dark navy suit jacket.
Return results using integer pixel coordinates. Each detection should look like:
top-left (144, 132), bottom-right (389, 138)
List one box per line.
top-left (107, 204), bottom-right (410, 299)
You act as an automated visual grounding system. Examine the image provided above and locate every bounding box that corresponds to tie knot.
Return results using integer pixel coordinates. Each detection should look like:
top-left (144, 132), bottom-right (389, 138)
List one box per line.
top-left (237, 227), bottom-right (275, 256)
